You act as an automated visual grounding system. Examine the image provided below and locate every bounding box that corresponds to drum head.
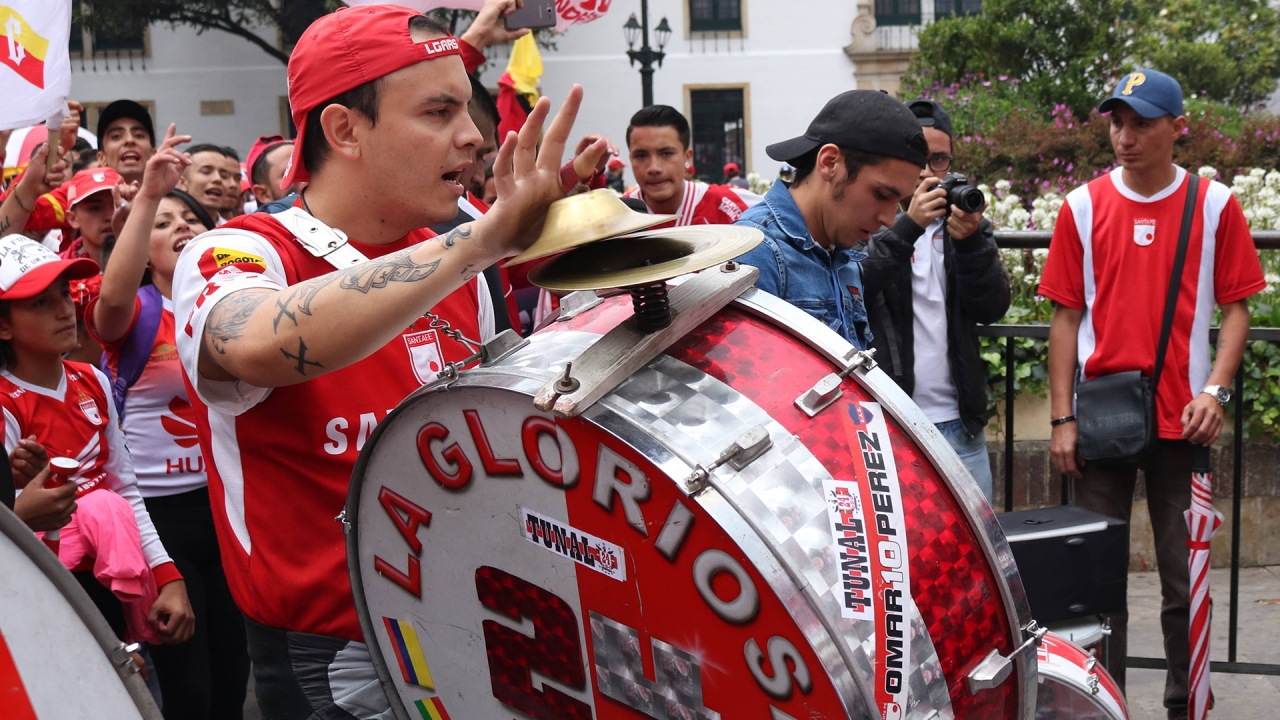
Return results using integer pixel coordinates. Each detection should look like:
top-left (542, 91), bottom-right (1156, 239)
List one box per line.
top-left (0, 505), bottom-right (160, 719)
top-left (350, 288), bottom-right (1034, 720)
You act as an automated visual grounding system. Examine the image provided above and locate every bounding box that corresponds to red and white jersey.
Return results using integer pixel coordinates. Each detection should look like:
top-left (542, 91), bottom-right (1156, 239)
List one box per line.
top-left (88, 296), bottom-right (206, 497)
top-left (625, 181), bottom-right (761, 227)
top-left (0, 362), bottom-right (178, 583)
top-left (1039, 167), bottom-right (1265, 438)
top-left (172, 211), bottom-right (487, 641)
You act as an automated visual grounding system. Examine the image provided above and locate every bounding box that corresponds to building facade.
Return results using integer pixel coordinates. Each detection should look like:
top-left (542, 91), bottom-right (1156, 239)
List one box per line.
top-left (68, 19), bottom-right (288, 155)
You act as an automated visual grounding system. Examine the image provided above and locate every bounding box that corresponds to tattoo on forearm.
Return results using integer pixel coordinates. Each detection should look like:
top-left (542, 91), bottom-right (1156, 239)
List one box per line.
top-left (0, 216), bottom-right (11, 236)
top-left (337, 254), bottom-right (441, 294)
top-left (461, 263), bottom-right (479, 281)
top-left (280, 337), bottom-right (323, 376)
top-left (437, 225), bottom-right (471, 249)
top-left (205, 290), bottom-right (271, 355)
top-left (272, 282), bottom-right (325, 332)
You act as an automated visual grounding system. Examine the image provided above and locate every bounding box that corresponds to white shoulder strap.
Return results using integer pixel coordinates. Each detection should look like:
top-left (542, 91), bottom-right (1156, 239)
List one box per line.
top-left (270, 205), bottom-right (369, 268)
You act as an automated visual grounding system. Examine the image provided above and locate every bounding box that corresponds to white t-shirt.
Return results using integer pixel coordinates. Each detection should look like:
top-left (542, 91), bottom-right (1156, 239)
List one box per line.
top-left (911, 219), bottom-right (960, 424)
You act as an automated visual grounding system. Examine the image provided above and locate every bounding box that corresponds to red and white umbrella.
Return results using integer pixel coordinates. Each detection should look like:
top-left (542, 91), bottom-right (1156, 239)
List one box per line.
top-left (1186, 445), bottom-right (1222, 720)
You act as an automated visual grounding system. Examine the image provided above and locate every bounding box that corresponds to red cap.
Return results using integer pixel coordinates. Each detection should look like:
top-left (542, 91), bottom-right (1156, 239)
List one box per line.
top-left (66, 167), bottom-right (121, 207)
top-left (0, 235), bottom-right (98, 301)
top-left (281, 5), bottom-right (462, 190)
top-left (246, 134), bottom-right (290, 185)
top-left (608, 158), bottom-right (626, 171)
top-left (723, 162), bottom-right (740, 175)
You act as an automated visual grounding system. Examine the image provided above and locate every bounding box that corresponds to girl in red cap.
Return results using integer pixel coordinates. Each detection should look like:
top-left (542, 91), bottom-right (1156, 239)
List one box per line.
top-left (0, 232), bottom-right (194, 657)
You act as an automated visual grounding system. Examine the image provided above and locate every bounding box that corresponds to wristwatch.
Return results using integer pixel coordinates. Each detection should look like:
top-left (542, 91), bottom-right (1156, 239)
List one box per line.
top-left (1201, 385), bottom-right (1231, 406)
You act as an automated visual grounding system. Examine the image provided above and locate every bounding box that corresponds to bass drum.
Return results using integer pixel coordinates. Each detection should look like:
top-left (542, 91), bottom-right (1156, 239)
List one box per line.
top-left (1035, 632), bottom-right (1127, 719)
top-left (348, 280), bottom-right (1035, 720)
top-left (0, 504), bottom-right (161, 719)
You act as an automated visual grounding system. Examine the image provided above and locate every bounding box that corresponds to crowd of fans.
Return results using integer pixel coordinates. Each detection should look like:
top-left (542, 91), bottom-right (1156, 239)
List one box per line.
top-left (0, 2), bottom-right (1265, 720)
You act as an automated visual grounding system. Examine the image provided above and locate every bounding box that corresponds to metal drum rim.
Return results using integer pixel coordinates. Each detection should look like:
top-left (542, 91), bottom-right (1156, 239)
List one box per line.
top-left (0, 504), bottom-right (163, 719)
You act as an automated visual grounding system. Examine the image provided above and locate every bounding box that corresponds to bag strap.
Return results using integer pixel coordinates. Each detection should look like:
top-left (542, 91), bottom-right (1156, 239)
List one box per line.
top-left (104, 284), bottom-right (165, 419)
top-left (1152, 173), bottom-right (1200, 391)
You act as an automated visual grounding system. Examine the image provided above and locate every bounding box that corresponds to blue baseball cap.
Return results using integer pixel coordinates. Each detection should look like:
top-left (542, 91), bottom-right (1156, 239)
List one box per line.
top-left (1098, 69), bottom-right (1184, 119)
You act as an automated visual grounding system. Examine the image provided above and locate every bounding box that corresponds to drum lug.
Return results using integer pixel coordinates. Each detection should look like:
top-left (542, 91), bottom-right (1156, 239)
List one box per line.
top-left (336, 509), bottom-right (352, 535)
top-left (555, 290), bottom-right (603, 321)
top-left (110, 641), bottom-right (142, 679)
top-left (966, 620), bottom-right (1047, 695)
top-left (682, 425), bottom-right (773, 495)
top-left (479, 329), bottom-right (530, 365)
top-left (794, 348), bottom-right (877, 418)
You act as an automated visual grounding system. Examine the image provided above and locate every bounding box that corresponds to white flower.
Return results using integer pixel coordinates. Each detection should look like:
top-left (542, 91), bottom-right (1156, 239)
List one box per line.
top-left (1023, 273), bottom-right (1040, 286)
top-left (1033, 248), bottom-right (1049, 262)
top-left (995, 179), bottom-right (1012, 193)
top-left (1198, 166), bottom-right (1218, 179)
top-left (1265, 171), bottom-right (1280, 188)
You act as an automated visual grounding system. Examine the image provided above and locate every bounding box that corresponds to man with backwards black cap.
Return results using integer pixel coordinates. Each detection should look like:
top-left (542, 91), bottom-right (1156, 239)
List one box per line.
top-left (734, 90), bottom-right (928, 350)
top-left (859, 99), bottom-right (1009, 502)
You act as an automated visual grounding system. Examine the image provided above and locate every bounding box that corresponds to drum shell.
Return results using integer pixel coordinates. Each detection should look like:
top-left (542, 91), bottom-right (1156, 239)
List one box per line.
top-left (1035, 631), bottom-right (1128, 719)
top-left (348, 286), bottom-right (1035, 719)
top-left (0, 504), bottom-right (161, 719)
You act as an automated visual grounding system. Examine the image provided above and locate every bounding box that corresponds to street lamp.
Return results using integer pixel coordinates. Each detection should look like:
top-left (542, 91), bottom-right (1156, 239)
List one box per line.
top-left (624, 2), bottom-right (670, 107)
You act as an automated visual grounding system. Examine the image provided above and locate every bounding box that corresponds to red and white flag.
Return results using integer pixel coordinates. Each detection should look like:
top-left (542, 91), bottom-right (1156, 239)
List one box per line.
top-left (1186, 446), bottom-right (1222, 720)
top-left (343, 0), bottom-right (612, 32)
top-left (0, 1), bottom-right (73, 129)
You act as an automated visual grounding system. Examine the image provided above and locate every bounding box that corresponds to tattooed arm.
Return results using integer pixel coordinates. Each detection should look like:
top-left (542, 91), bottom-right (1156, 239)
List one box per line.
top-left (0, 143), bottom-right (67, 239)
top-left (198, 223), bottom-right (479, 387)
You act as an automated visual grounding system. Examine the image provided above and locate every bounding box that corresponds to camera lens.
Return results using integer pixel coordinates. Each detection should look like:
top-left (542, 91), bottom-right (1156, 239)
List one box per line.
top-left (951, 185), bottom-right (985, 213)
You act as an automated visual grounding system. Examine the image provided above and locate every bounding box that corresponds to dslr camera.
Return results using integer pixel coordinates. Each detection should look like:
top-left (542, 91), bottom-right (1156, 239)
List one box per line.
top-left (939, 172), bottom-right (985, 214)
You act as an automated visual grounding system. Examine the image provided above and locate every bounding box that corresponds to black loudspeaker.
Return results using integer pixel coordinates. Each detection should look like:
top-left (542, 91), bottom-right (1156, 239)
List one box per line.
top-left (998, 505), bottom-right (1128, 624)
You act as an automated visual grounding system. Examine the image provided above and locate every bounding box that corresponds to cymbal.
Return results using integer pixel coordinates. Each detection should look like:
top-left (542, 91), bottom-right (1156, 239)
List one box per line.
top-left (528, 225), bottom-right (764, 292)
top-left (505, 189), bottom-right (676, 266)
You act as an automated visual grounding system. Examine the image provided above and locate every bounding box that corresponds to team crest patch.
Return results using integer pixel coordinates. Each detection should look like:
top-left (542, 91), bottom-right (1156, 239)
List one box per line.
top-left (78, 391), bottom-right (102, 425)
top-left (404, 329), bottom-right (444, 385)
top-left (197, 247), bottom-right (267, 280)
top-left (1134, 219), bottom-right (1156, 246)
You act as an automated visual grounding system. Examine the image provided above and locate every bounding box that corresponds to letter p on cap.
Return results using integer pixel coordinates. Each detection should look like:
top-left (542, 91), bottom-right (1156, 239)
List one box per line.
top-left (1122, 72), bottom-right (1146, 96)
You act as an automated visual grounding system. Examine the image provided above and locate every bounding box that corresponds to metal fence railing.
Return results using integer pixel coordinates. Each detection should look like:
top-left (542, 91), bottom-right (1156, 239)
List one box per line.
top-left (987, 230), bottom-right (1280, 677)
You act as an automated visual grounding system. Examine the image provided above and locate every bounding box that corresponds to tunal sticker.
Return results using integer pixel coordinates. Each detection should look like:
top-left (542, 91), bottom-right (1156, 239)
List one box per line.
top-left (821, 479), bottom-right (874, 622)
top-left (522, 507), bottom-right (626, 581)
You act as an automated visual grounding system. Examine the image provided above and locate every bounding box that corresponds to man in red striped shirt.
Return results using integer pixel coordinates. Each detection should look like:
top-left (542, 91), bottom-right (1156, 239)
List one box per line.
top-left (1040, 69), bottom-right (1263, 719)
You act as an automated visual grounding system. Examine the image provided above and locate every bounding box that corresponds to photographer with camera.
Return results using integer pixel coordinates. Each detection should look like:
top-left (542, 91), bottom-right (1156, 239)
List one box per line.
top-left (860, 99), bottom-right (1010, 502)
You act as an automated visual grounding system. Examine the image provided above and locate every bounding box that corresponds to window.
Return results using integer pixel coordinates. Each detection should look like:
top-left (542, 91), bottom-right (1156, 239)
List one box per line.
top-left (69, 0), bottom-right (148, 58)
top-left (689, 88), bottom-right (746, 184)
top-left (875, 0), bottom-right (921, 26)
top-left (689, 0), bottom-right (741, 32)
top-left (934, 0), bottom-right (981, 17)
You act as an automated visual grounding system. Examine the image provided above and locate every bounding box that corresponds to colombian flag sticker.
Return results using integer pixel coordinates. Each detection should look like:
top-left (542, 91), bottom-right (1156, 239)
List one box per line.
top-left (0, 7), bottom-right (49, 89)
top-left (383, 616), bottom-right (435, 690)
top-left (413, 697), bottom-right (452, 720)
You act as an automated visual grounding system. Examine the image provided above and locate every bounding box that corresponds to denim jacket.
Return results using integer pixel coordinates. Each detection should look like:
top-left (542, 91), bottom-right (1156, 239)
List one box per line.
top-left (733, 181), bottom-right (873, 349)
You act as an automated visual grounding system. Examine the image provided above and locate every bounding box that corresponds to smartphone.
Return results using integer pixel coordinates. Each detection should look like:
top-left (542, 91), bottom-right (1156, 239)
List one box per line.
top-left (503, 0), bottom-right (557, 30)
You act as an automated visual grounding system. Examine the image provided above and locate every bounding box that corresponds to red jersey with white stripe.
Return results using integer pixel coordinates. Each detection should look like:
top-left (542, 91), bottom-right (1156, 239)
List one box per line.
top-left (87, 296), bottom-right (206, 497)
top-left (625, 181), bottom-right (760, 227)
top-left (1039, 167), bottom-right (1264, 438)
top-left (0, 362), bottom-right (178, 584)
top-left (172, 212), bottom-right (485, 641)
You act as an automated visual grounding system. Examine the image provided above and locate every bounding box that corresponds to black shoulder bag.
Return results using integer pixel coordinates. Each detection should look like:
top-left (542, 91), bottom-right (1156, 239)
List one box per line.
top-left (1075, 174), bottom-right (1199, 466)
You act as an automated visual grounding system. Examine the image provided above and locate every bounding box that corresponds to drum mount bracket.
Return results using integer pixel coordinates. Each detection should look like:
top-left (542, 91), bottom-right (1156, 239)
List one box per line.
top-left (794, 347), bottom-right (878, 418)
top-left (682, 424), bottom-right (773, 495)
top-left (534, 264), bottom-right (759, 418)
top-left (966, 620), bottom-right (1046, 695)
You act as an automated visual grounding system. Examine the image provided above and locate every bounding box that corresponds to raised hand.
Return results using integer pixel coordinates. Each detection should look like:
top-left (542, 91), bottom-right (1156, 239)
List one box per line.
top-left (17, 143), bottom-right (67, 200)
top-left (571, 133), bottom-right (616, 183)
top-left (59, 101), bottom-right (84, 156)
top-left (460, 0), bottom-right (530, 51)
top-left (139, 124), bottom-right (193, 201)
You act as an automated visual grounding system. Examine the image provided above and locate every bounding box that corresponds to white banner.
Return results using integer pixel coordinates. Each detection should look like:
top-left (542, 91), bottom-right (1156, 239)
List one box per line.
top-left (343, 0), bottom-right (612, 32)
top-left (0, 1), bottom-right (72, 130)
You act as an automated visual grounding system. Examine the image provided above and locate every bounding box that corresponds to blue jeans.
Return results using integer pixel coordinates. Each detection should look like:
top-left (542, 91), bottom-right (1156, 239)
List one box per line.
top-left (935, 419), bottom-right (993, 504)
